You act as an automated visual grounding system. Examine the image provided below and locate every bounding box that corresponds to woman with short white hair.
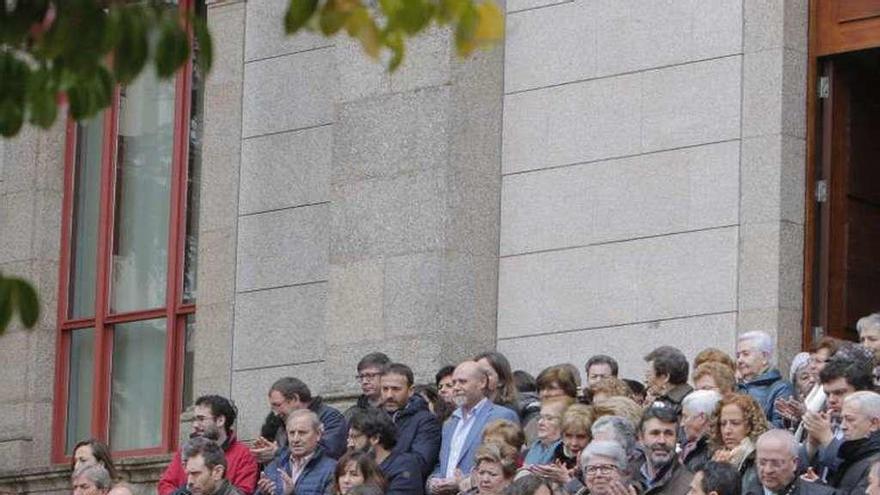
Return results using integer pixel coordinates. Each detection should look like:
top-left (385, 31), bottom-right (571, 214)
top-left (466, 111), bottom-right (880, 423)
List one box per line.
top-left (574, 441), bottom-right (637, 495)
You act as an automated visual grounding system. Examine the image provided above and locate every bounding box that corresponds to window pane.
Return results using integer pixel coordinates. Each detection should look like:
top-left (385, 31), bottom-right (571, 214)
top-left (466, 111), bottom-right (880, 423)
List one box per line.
top-left (66, 328), bottom-right (95, 453)
top-left (181, 314), bottom-right (196, 408)
top-left (110, 66), bottom-right (175, 313)
top-left (183, 52), bottom-right (204, 304)
top-left (109, 318), bottom-right (167, 450)
top-left (69, 116), bottom-right (104, 318)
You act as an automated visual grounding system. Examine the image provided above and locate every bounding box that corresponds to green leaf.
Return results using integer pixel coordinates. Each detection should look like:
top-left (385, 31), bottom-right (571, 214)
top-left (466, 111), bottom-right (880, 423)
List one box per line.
top-left (396, 0), bottom-right (433, 34)
top-left (319, 2), bottom-right (350, 36)
top-left (110, 5), bottom-right (150, 84)
top-left (285, 0), bottom-right (320, 34)
top-left (11, 279), bottom-right (40, 328)
top-left (386, 30), bottom-right (405, 71)
top-left (155, 15), bottom-right (191, 79)
top-left (0, 53), bottom-right (29, 137)
top-left (27, 66), bottom-right (58, 128)
top-left (455, 3), bottom-right (478, 56)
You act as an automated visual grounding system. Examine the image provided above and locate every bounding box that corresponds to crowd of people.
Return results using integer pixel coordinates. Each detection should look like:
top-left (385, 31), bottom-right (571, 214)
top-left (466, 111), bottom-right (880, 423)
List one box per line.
top-left (68, 313), bottom-right (880, 495)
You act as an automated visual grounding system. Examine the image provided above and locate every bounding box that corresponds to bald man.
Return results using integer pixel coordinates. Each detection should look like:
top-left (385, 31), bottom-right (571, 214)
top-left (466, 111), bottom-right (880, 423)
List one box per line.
top-left (745, 430), bottom-right (835, 495)
top-left (427, 361), bottom-right (519, 495)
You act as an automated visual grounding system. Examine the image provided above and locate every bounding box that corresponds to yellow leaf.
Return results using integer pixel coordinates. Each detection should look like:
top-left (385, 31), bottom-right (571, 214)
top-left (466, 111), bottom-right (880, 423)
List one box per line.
top-left (346, 8), bottom-right (381, 58)
top-left (474, 1), bottom-right (503, 45)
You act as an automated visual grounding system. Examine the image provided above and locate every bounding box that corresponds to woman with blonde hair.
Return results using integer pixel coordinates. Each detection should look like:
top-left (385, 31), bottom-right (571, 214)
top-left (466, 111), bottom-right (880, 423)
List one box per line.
top-left (592, 396), bottom-right (643, 428)
top-left (458, 443), bottom-right (519, 495)
top-left (710, 393), bottom-right (769, 492)
top-left (692, 362), bottom-right (737, 395)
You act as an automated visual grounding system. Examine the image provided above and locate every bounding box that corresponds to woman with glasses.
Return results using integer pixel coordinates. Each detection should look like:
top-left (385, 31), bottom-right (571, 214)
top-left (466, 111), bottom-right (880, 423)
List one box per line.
top-left (575, 441), bottom-right (639, 495)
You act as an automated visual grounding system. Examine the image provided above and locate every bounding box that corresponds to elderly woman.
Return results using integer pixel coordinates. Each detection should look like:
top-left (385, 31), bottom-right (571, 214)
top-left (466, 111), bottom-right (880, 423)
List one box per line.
top-left (524, 405), bottom-right (594, 492)
top-left (692, 362), bottom-right (736, 396)
top-left (574, 441), bottom-right (638, 495)
top-left (459, 443), bottom-right (519, 495)
top-left (524, 398), bottom-right (574, 466)
top-left (710, 393), bottom-right (769, 492)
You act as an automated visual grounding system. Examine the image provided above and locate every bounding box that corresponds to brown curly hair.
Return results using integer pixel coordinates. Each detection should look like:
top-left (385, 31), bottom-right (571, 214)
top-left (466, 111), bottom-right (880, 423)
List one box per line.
top-left (709, 393), bottom-right (769, 451)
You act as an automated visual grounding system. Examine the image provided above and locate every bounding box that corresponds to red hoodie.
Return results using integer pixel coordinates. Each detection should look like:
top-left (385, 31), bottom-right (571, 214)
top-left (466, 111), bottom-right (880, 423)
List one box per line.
top-left (158, 433), bottom-right (258, 495)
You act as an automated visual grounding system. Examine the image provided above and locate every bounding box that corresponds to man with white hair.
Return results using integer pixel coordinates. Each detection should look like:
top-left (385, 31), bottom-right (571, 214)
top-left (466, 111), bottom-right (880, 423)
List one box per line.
top-left (679, 390), bottom-right (721, 473)
top-left (828, 391), bottom-right (880, 494)
top-left (256, 410), bottom-right (336, 495)
top-left (736, 331), bottom-right (794, 428)
top-left (744, 430), bottom-right (835, 495)
top-left (72, 464), bottom-right (112, 495)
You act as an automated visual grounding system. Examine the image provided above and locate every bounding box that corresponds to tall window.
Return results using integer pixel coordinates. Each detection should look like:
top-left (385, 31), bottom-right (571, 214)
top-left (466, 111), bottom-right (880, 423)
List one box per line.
top-left (53, 0), bottom-right (204, 461)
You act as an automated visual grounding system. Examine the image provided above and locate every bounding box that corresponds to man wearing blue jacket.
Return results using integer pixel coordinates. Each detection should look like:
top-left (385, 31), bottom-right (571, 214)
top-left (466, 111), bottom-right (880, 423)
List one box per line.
top-left (256, 410), bottom-right (336, 495)
top-left (381, 362), bottom-right (442, 478)
top-left (736, 331), bottom-right (794, 428)
top-left (348, 408), bottom-right (425, 495)
top-left (428, 360), bottom-right (520, 495)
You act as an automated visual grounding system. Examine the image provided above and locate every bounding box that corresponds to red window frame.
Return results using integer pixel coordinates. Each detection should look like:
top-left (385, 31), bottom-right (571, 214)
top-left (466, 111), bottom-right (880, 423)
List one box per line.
top-left (51, 0), bottom-right (198, 464)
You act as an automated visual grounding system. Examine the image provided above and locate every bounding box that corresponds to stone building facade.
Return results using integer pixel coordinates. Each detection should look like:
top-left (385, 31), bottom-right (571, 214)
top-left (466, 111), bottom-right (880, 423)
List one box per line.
top-left (2, 0), bottom-right (873, 493)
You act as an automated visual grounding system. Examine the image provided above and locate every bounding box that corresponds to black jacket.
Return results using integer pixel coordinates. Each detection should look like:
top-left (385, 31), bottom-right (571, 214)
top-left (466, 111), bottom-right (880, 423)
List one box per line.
top-left (680, 436), bottom-right (710, 474)
top-left (380, 450), bottom-right (425, 495)
top-left (391, 394), bottom-right (442, 478)
top-left (744, 478), bottom-right (838, 495)
top-left (830, 431), bottom-right (880, 494)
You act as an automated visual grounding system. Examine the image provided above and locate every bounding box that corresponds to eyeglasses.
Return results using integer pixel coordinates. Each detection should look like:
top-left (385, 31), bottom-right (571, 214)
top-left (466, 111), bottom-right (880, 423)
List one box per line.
top-left (356, 372), bottom-right (382, 382)
top-left (584, 464), bottom-right (618, 476)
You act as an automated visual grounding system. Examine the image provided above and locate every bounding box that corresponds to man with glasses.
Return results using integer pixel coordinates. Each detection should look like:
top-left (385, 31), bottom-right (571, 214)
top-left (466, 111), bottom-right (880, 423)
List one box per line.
top-left (343, 352), bottom-right (391, 420)
top-left (745, 430), bottom-right (834, 495)
top-left (159, 395), bottom-right (258, 495)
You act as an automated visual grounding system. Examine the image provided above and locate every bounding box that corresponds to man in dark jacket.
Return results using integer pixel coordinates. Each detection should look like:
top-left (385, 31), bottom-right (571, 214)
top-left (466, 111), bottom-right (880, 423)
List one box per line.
top-left (644, 346), bottom-right (693, 414)
top-left (679, 390), bottom-right (721, 473)
top-left (801, 356), bottom-right (874, 477)
top-left (257, 410), bottom-right (336, 495)
top-left (830, 391), bottom-right (880, 494)
top-left (637, 407), bottom-right (694, 495)
top-left (736, 331), bottom-right (794, 428)
top-left (343, 352), bottom-right (391, 420)
top-left (250, 377), bottom-right (348, 463)
top-left (348, 408), bottom-right (425, 495)
top-left (743, 430), bottom-right (835, 495)
top-left (381, 362), bottom-right (441, 478)
top-left (183, 436), bottom-right (244, 495)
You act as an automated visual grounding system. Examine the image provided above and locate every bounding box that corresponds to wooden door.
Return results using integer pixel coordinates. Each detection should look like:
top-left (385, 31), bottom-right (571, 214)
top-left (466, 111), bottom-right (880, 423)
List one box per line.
top-left (810, 49), bottom-right (880, 342)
